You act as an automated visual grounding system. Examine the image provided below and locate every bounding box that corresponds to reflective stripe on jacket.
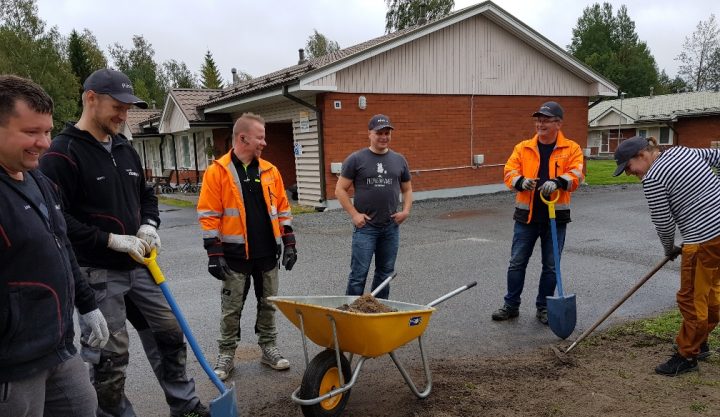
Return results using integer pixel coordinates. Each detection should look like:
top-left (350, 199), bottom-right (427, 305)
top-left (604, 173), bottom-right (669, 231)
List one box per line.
top-left (503, 131), bottom-right (584, 223)
top-left (197, 150), bottom-right (292, 258)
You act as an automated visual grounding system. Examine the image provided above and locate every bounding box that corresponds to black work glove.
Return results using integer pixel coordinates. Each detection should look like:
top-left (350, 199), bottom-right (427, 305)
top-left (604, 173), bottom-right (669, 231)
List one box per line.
top-left (204, 237), bottom-right (232, 280)
top-left (281, 226), bottom-right (297, 271)
top-left (666, 245), bottom-right (682, 261)
top-left (208, 255), bottom-right (231, 280)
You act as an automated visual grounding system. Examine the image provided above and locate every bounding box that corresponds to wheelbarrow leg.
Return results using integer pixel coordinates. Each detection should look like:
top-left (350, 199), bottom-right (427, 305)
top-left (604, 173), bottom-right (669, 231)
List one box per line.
top-left (388, 335), bottom-right (432, 399)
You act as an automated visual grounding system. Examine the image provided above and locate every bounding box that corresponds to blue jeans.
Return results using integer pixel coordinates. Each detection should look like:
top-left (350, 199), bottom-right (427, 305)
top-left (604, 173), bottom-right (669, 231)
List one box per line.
top-left (504, 220), bottom-right (567, 309)
top-left (346, 222), bottom-right (400, 299)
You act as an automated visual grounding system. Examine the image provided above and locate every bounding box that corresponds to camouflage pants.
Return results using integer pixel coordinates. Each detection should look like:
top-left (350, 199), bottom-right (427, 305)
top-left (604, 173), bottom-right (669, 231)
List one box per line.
top-left (218, 266), bottom-right (279, 354)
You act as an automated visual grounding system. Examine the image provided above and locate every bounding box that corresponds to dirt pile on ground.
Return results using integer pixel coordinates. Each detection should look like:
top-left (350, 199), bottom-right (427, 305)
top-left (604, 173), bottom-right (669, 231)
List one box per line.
top-left (338, 294), bottom-right (398, 313)
top-left (249, 330), bottom-right (720, 417)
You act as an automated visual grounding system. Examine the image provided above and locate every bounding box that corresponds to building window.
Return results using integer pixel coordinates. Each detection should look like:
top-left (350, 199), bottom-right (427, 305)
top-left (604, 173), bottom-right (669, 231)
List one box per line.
top-left (181, 136), bottom-right (191, 168)
top-left (659, 127), bottom-right (671, 145)
top-left (205, 136), bottom-right (214, 167)
top-left (638, 129), bottom-right (647, 138)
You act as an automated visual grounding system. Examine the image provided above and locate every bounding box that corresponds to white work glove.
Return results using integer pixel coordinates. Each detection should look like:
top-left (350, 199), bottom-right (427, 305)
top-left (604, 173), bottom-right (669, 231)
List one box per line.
top-left (137, 224), bottom-right (161, 251)
top-left (539, 179), bottom-right (558, 196)
top-left (108, 233), bottom-right (150, 261)
top-left (520, 177), bottom-right (537, 191)
top-left (81, 309), bottom-right (109, 348)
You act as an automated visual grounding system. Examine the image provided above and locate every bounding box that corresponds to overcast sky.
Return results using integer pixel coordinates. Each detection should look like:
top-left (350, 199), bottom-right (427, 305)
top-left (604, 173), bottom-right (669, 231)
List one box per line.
top-left (36, 0), bottom-right (718, 84)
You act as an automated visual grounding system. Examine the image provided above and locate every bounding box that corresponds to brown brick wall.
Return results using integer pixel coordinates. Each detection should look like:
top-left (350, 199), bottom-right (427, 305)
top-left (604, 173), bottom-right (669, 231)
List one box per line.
top-left (321, 93), bottom-right (588, 199)
top-left (674, 117), bottom-right (720, 148)
top-left (263, 122), bottom-right (297, 187)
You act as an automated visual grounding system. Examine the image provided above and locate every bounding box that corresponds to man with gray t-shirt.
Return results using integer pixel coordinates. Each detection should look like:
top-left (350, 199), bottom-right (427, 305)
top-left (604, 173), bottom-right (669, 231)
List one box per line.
top-left (335, 114), bottom-right (413, 299)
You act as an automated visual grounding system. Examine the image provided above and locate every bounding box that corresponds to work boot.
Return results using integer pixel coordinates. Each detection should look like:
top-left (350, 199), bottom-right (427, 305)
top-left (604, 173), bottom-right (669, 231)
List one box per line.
top-left (536, 307), bottom-right (549, 325)
top-left (261, 345), bottom-right (290, 370)
top-left (173, 402), bottom-right (210, 417)
top-left (655, 353), bottom-right (698, 376)
top-left (491, 304), bottom-right (519, 321)
top-left (213, 353), bottom-right (234, 381)
top-left (672, 342), bottom-right (712, 360)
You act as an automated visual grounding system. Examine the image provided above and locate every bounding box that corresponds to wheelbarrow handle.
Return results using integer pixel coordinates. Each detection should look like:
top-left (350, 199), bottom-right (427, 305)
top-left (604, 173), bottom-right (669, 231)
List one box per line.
top-left (564, 255), bottom-right (673, 353)
top-left (371, 272), bottom-right (396, 297)
top-left (426, 282), bottom-right (477, 307)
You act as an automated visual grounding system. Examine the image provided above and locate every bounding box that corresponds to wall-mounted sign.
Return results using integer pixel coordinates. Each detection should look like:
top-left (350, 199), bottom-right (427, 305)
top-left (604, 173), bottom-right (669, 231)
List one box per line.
top-left (298, 111), bottom-right (309, 133)
top-left (293, 142), bottom-right (303, 156)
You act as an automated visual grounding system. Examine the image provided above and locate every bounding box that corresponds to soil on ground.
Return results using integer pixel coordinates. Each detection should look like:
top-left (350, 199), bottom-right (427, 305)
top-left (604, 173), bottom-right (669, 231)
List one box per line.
top-left (338, 294), bottom-right (398, 313)
top-left (251, 329), bottom-right (720, 417)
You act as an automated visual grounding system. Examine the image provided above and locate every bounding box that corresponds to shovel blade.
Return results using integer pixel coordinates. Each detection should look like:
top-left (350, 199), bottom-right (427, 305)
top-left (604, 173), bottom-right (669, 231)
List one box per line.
top-left (210, 384), bottom-right (239, 417)
top-left (547, 294), bottom-right (577, 340)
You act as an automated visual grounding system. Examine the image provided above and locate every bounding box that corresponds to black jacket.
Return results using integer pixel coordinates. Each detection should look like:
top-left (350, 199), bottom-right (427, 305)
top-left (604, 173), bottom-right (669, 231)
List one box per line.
top-left (0, 169), bottom-right (97, 382)
top-left (40, 123), bottom-right (160, 270)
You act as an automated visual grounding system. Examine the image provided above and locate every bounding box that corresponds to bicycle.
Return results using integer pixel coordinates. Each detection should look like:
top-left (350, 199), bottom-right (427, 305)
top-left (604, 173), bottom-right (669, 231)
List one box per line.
top-left (179, 177), bottom-right (199, 194)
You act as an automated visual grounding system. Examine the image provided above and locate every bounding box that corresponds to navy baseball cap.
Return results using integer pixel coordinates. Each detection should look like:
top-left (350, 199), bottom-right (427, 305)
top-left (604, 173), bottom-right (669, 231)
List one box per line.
top-left (532, 101), bottom-right (564, 119)
top-left (613, 136), bottom-right (649, 176)
top-left (83, 69), bottom-right (148, 109)
top-left (368, 114), bottom-right (394, 131)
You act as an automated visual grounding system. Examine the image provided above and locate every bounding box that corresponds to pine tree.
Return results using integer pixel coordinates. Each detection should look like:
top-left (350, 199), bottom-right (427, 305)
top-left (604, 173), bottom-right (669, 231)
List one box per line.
top-left (200, 50), bottom-right (223, 89)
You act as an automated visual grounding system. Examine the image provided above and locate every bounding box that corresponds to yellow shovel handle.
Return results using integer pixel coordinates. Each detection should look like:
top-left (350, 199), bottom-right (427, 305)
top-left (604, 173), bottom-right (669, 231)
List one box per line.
top-left (132, 248), bottom-right (165, 285)
top-left (539, 191), bottom-right (560, 219)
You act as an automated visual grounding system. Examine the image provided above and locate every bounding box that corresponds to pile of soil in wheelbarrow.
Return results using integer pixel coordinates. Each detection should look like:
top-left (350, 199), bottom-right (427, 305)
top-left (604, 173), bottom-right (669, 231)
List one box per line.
top-left (338, 294), bottom-right (398, 313)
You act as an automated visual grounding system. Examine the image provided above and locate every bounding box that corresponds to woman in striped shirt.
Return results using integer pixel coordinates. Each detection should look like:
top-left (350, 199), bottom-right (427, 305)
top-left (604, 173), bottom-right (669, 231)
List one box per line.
top-left (613, 136), bottom-right (720, 376)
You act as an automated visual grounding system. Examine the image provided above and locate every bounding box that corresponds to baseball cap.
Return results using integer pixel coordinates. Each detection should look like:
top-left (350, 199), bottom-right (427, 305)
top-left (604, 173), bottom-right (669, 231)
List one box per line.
top-left (532, 101), bottom-right (564, 119)
top-left (83, 69), bottom-right (148, 109)
top-left (613, 136), bottom-right (649, 176)
top-left (368, 114), bottom-right (394, 131)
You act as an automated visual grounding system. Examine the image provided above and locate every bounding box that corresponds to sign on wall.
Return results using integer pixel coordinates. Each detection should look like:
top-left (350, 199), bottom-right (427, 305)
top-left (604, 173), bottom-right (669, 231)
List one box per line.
top-left (299, 111), bottom-right (310, 133)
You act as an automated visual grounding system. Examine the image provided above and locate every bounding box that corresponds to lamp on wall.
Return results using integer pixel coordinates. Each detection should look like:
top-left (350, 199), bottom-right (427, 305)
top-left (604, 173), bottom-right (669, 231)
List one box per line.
top-left (358, 96), bottom-right (367, 110)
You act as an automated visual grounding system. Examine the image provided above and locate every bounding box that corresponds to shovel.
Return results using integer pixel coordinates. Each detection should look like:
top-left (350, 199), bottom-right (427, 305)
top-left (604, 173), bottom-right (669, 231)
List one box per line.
top-left (135, 249), bottom-right (239, 417)
top-left (541, 192), bottom-right (576, 340)
top-left (562, 255), bottom-right (674, 354)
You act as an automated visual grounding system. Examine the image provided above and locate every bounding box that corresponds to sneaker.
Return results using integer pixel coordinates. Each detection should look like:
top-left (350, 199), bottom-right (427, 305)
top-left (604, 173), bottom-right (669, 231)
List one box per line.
top-left (213, 353), bottom-right (234, 381)
top-left (536, 307), bottom-right (548, 325)
top-left (491, 304), bottom-right (519, 321)
top-left (672, 342), bottom-right (712, 360)
top-left (261, 345), bottom-right (290, 370)
top-left (655, 353), bottom-right (698, 376)
top-left (173, 403), bottom-right (209, 417)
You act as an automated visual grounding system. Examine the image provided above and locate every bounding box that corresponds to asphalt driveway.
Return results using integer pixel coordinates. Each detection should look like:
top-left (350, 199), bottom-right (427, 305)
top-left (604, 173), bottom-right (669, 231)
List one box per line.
top-left (125, 184), bottom-right (680, 415)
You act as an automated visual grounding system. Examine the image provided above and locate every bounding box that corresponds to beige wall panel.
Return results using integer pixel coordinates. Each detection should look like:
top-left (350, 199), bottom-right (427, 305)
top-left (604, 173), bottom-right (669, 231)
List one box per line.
top-left (334, 15), bottom-right (588, 96)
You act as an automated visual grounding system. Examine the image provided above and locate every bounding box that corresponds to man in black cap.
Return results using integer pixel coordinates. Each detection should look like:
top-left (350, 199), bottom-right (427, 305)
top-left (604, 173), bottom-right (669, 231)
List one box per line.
top-left (492, 101), bottom-right (584, 325)
top-left (40, 69), bottom-right (208, 417)
top-left (335, 114), bottom-right (413, 299)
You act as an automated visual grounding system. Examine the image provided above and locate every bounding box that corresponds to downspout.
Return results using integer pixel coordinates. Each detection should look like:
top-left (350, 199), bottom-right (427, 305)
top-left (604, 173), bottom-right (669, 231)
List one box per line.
top-left (666, 120), bottom-right (680, 146)
top-left (141, 140), bottom-right (148, 176)
top-left (192, 132), bottom-right (200, 183)
top-left (159, 135), bottom-right (166, 173)
top-left (282, 85), bottom-right (326, 205)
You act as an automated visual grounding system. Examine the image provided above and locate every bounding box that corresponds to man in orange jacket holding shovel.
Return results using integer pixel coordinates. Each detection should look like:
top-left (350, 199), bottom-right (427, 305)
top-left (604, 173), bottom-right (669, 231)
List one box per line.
top-left (492, 101), bottom-right (584, 325)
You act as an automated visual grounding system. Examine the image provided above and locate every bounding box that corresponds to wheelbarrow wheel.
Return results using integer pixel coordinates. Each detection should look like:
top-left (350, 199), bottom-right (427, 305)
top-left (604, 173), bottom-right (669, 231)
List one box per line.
top-left (299, 349), bottom-right (352, 417)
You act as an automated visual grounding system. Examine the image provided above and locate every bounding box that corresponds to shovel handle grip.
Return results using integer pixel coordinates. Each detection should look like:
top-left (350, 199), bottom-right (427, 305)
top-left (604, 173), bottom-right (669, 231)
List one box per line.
top-left (540, 191), bottom-right (560, 219)
top-left (132, 249), bottom-right (165, 285)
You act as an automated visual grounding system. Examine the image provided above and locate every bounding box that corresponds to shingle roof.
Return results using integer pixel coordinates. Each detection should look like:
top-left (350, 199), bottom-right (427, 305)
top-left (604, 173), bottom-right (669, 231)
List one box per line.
top-left (126, 108), bottom-right (161, 134)
top-left (589, 92), bottom-right (720, 123)
top-left (169, 89), bottom-right (224, 121)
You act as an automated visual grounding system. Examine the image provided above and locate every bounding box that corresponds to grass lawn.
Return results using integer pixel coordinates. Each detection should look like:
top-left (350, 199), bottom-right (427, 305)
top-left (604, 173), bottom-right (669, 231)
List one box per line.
top-left (585, 159), bottom-right (640, 186)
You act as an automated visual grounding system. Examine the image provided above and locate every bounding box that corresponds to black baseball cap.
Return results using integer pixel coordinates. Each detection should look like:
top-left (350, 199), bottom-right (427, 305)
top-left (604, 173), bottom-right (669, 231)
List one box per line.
top-left (83, 69), bottom-right (148, 109)
top-left (613, 136), bottom-right (649, 176)
top-left (368, 114), bottom-right (394, 131)
top-left (532, 101), bottom-right (564, 119)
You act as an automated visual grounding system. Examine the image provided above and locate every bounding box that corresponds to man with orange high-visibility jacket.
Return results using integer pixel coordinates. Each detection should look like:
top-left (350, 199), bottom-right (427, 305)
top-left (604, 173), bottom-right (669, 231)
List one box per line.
top-left (197, 112), bottom-right (296, 382)
top-left (492, 101), bottom-right (584, 325)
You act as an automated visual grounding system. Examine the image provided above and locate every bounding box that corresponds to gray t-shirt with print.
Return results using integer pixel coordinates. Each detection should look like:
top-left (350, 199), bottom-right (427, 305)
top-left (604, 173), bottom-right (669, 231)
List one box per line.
top-left (340, 148), bottom-right (411, 227)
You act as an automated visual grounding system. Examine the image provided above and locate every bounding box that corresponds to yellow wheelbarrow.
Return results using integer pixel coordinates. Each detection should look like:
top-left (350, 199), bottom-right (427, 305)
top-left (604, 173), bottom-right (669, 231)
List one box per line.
top-left (269, 277), bottom-right (476, 417)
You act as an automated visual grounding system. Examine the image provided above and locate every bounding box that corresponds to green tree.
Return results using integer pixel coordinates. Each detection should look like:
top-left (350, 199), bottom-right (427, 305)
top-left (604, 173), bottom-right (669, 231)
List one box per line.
top-left (162, 59), bottom-right (197, 89)
top-left (305, 29), bottom-right (340, 58)
top-left (676, 14), bottom-right (720, 91)
top-left (199, 50), bottom-right (224, 89)
top-left (67, 29), bottom-right (107, 109)
top-left (655, 70), bottom-right (691, 94)
top-left (568, 3), bottom-right (659, 97)
top-left (109, 35), bottom-right (166, 106)
top-left (0, 0), bottom-right (79, 131)
top-left (385, 0), bottom-right (454, 33)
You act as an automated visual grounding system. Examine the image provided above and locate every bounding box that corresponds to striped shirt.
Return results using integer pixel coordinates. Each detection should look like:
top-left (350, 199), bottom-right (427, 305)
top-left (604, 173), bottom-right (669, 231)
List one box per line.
top-left (642, 146), bottom-right (720, 253)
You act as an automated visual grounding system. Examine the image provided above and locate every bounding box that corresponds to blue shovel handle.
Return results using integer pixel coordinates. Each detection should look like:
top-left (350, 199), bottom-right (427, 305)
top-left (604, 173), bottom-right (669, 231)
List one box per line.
top-left (540, 192), bottom-right (564, 298)
top-left (134, 249), bottom-right (228, 394)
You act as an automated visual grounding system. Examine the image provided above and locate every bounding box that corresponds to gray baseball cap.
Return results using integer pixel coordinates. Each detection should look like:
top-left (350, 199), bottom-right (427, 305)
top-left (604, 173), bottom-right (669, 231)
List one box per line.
top-left (368, 114), bottom-right (394, 131)
top-left (83, 69), bottom-right (148, 109)
top-left (613, 136), bottom-right (649, 176)
top-left (532, 101), bottom-right (564, 119)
